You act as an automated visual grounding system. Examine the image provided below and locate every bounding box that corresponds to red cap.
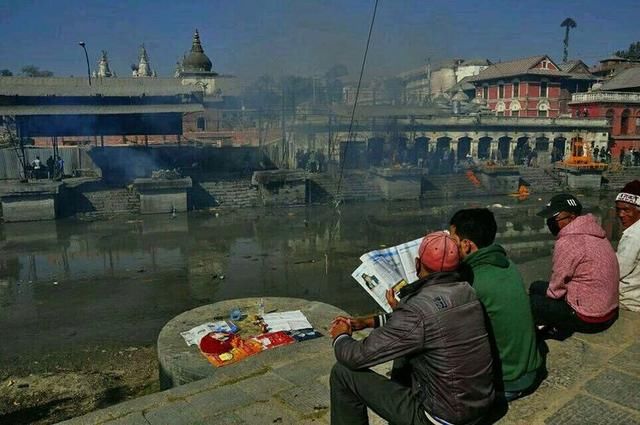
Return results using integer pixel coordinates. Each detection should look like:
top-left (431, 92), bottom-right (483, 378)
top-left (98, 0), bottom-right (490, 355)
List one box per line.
top-left (418, 231), bottom-right (460, 272)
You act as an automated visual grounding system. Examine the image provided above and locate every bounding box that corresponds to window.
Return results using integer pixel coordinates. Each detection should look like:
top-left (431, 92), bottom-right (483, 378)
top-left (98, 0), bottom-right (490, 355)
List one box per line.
top-left (538, 109), bottom-right (548, 117)
top-left (513, 82), bottom-right (519, 97)
top-left (540, 82), bottom-right (548, 98)
top-left (196, 117), bottom-right (206, 131)
top-left (514, 110), bottom-right (520, 117)
top-left (606, 109), bottom-right (615, 125)
top-left (621, 109), bottom-right (631, 135)
top-left (483, 86), bottom-right (488, 99)
top-left (498, 84), bottom-right (504, 99)
top-left (497, 111), bottom-right (504, 117)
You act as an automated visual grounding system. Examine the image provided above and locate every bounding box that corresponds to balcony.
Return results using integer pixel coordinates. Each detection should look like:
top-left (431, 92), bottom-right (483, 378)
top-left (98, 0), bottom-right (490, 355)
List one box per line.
top-left (570, 91), bottom-right (640, 104)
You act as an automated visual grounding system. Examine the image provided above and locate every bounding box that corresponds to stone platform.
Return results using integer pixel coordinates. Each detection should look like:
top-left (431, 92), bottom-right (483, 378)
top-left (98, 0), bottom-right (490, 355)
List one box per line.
top-left (157, 297), bottom-right (345, 390)
top-left (58, 303), bottom-right (640, 425)
top-left (0, 180), bottom-right (64, 222)
top-left (132, 177), bottom-right (192, 214)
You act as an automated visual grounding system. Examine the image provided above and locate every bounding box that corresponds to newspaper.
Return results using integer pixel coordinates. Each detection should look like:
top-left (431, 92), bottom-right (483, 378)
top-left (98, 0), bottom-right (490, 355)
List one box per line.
top-left (180, 321), bottom-right (239, 346)
top-left (262, 310), bottom-right (313, 332)
top-left (352, 237), bottom-right (423, 313)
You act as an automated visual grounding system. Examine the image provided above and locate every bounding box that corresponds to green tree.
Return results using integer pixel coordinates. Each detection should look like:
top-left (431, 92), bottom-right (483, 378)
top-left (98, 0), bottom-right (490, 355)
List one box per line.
top-left (0, 69), bottom-right (12, 76)
top-left (615, 41), bottom-right (640, 61)
top-left (20, 65), bottom-right (54, 77)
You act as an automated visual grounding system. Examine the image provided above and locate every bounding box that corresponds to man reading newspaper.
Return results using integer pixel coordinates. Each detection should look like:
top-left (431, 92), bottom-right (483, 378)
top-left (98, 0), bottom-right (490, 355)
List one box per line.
top-left (330, 231), bottom-right (495, 425)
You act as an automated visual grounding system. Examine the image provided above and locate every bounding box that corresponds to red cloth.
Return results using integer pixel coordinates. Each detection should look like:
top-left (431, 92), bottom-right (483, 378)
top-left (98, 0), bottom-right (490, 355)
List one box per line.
top-left (547, 214), bottom-right (620, 319)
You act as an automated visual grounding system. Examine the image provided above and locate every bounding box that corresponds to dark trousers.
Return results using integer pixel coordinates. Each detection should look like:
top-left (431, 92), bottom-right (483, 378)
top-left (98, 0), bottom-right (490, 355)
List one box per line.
top-left (529, 281), bottom-right (617, 334)
top-left (330, 361), bottom-right (431, 425)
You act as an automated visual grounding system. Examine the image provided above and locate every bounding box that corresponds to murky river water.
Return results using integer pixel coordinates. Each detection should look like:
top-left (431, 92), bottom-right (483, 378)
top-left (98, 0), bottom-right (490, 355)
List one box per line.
top-left (0, 194), bottom-right (622, 367)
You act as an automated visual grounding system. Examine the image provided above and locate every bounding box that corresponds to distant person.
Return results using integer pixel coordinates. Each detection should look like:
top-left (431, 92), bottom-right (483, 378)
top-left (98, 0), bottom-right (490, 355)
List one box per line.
top-left (615, 180), bottom-right (640, 312)
top-left (46, 156), bottom-right (55, 179)
top-left (531, 194), bottom-right (619, 336)
top-left (449, 209), bottom-right (546, 402)
top-left (55, 156), bottom-right (64, 180)
top-left (593, 147), bottom-right (600, 162)
top-left (330, 231), bottom-right (494, 425)
top-left (32, 156), bottom-right (41, 170)
top-left (620, 148), bottom-right (626, 165)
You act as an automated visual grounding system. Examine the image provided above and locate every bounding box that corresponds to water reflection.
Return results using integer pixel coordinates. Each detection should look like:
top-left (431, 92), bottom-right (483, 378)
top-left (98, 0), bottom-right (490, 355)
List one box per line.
top-left (0, 195), bottom-right (622, 360)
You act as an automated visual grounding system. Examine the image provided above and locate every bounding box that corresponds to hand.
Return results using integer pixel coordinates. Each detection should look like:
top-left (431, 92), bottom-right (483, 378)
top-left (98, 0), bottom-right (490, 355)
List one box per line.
top-left (333, 315), bottom-right (370, 331)
top-left (386, 288), bottom-right (399, 311)
top-left (330, 317), bottom-right (352, 339)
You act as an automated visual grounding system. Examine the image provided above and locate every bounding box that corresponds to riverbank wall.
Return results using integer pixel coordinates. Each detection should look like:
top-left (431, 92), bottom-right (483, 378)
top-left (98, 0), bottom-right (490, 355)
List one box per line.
top-left (1, 143), bottom-right (638, 221)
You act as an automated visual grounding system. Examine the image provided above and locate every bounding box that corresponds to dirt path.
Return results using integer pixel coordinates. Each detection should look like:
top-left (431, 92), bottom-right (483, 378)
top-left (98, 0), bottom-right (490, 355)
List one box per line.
top-left (0, 345), bottom-right (158, 424)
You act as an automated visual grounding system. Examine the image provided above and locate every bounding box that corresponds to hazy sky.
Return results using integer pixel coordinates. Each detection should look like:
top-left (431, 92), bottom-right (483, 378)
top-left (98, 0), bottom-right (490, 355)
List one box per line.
top-left (1, 0), bottom-right (639, 81)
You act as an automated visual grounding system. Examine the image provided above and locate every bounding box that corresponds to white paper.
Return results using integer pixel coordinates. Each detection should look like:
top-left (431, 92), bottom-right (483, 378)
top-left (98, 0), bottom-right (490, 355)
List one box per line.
top-left (180, 321), bottom-right (237, 346)
top-left (354, 237), bottom-right (423, 313)
top-left (262, 310), bottom-right (313, 332)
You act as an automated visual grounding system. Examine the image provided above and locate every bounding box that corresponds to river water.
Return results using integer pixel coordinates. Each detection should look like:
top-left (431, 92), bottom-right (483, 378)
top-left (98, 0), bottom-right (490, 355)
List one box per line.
top-left (0, 194), bottom-right (622, 368)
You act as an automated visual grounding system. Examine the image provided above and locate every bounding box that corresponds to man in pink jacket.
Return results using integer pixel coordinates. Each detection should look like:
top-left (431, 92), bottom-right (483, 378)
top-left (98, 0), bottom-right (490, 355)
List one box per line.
top-left (530, 193), bottom-right (619, 335)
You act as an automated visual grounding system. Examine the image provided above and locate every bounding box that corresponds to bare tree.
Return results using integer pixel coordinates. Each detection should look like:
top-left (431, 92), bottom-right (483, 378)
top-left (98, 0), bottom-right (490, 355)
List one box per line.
top-left (20, 65), bottom-right (54, 77)
top-left (561, 18), bottom-right (577, 63)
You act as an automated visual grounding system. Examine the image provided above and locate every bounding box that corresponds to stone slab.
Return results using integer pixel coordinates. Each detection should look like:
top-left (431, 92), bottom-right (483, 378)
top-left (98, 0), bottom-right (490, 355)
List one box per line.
top-left (544, 394), bottom-right (640, 425)
top-left (157, 297), bottom-right (346, 390)
top-left (1, 195), bottom-right (56, 222)
top-left (133, 177), bottom-right (192, 191)
top-left (585, 368), bottom-right (640, 411)
top-left (139, 191), bottom-right (187, 214)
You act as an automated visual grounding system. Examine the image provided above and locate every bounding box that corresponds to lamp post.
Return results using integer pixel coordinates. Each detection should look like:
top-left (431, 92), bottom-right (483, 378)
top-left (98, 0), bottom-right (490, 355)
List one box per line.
top-left (78, 41), bottom-right (91, 86)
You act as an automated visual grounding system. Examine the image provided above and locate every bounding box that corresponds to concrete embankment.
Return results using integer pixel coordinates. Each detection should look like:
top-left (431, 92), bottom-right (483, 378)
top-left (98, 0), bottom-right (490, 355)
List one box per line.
top-left (57, 297), bottom-right (640, 425)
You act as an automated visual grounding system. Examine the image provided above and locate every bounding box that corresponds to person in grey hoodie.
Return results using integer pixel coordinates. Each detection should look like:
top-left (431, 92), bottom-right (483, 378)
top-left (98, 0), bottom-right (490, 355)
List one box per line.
top-left (329, 231), bottom-right (494, 425)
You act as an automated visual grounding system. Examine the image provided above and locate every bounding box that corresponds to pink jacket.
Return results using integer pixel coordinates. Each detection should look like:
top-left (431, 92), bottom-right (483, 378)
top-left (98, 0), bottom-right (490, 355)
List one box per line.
top-left (547, 214), bottom-right (619, 318)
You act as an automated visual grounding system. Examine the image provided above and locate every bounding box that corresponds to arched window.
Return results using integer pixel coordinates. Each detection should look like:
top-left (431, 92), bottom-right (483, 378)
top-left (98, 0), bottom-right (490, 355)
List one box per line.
top-left (635, 111), bottom-right (640, 135)
top-left (196, 117), bottom-right (206, 131)
top-left (605, 109), bottom-right (615, 126)
top-left (621, 109), bottom-right (631, 135)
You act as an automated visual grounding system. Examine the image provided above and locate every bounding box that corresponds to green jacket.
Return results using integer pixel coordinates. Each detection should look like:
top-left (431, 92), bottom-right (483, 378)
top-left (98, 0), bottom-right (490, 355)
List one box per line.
top-left (464, 244), bottom-right (543, 392)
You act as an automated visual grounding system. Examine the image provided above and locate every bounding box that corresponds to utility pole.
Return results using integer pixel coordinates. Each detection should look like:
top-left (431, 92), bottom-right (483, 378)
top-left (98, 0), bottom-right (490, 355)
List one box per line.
top-left (281, 85), bottom-right (286, 165)
top-left (426, 57), bottom-right (432, 104)
top-left (78, 42), bottom-right (92, 86)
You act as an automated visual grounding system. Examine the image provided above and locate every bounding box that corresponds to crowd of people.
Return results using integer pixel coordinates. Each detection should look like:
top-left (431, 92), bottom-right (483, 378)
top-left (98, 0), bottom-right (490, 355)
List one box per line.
top-left (329, 179), bottom-right (640, 425)
top-left (28, 155), bottom-right (64, 180)
top-left (618, 148), bottom-right (640, 167)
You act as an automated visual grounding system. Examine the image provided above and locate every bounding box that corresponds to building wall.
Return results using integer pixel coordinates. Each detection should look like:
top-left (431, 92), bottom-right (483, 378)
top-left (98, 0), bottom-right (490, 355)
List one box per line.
top-left (477, 79), bottom-right (562, 117)
top-left (569, 102), bottom-right (640, 156)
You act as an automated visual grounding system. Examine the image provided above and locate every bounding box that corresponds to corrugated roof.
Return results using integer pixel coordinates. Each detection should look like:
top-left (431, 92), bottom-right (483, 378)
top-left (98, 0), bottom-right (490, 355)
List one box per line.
top-left (467, 55), bottom-right (569, 82)
top-left (0, 104), bottom-right (203, 116)
top-left (601, 67), bottom-right (640, 91)
top-left (0, 77), bottom-right (200, 97)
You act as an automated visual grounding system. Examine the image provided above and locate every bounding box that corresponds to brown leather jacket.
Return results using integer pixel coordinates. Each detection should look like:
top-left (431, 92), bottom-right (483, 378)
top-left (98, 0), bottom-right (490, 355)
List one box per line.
top-left (333, 271), bottom-right (495, 424)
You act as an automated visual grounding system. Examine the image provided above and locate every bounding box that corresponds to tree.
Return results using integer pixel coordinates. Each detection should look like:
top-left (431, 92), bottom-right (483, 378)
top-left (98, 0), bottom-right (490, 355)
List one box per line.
top-left (324, 64), bottom-right (348, 104)
top-left (0, 69), bottom-right (12, 76)
top-left (561, 18), bottom-right (577, 63)
top-left (615, 41), bottom-right (640, 61)
top-left (20, 65), bottom-right (53, 77)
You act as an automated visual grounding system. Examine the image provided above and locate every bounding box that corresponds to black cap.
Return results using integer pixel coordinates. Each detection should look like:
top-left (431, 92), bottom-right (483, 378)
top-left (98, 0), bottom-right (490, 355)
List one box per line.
top-left (537, 193), bottom-right (582, 218)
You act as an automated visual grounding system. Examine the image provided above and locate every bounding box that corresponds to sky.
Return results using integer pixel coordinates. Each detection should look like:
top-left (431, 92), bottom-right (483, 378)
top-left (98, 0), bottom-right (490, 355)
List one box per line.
top-left (1, 0), bottom-right (639, 82)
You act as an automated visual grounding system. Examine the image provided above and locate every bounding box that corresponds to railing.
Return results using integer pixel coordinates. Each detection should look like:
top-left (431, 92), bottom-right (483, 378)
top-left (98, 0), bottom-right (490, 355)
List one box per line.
top-left (570, 92), bottom-right (640, 104)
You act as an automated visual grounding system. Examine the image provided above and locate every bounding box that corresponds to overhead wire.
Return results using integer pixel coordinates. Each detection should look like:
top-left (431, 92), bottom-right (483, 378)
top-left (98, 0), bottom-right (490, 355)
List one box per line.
top-left (333, 0), bottom-right (380, 204)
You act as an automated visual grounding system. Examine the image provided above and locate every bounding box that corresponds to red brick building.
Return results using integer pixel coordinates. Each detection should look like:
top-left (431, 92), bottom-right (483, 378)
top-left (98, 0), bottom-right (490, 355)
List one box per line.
top-left (468, 55), bottom-right (592, 118)
top-left (569, 67), bottom-right (640, 156)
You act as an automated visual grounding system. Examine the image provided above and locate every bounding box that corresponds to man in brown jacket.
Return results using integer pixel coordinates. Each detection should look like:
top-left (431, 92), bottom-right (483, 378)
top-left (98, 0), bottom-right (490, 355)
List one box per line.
top-left (330, 231), bottom-right (495, 425)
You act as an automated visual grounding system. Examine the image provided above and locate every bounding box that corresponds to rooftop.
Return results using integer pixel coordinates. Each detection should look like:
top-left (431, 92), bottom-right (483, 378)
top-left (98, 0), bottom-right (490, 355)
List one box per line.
top-left (601, 67), bottom-right (640, 91)
top-left (0, 77), bottom-right (201, 97)
top-left (467, 55), bottom-right (570, 82)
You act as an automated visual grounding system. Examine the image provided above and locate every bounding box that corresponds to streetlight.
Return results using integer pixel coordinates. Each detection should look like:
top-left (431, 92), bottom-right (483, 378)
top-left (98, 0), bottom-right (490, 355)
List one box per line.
top-left (78, 41), bottom-right (91, 86)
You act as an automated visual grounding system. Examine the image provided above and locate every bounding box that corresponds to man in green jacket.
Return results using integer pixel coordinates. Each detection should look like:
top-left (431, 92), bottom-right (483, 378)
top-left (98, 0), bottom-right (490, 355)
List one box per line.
top-left (449, 208), bottom-right (546, 402)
